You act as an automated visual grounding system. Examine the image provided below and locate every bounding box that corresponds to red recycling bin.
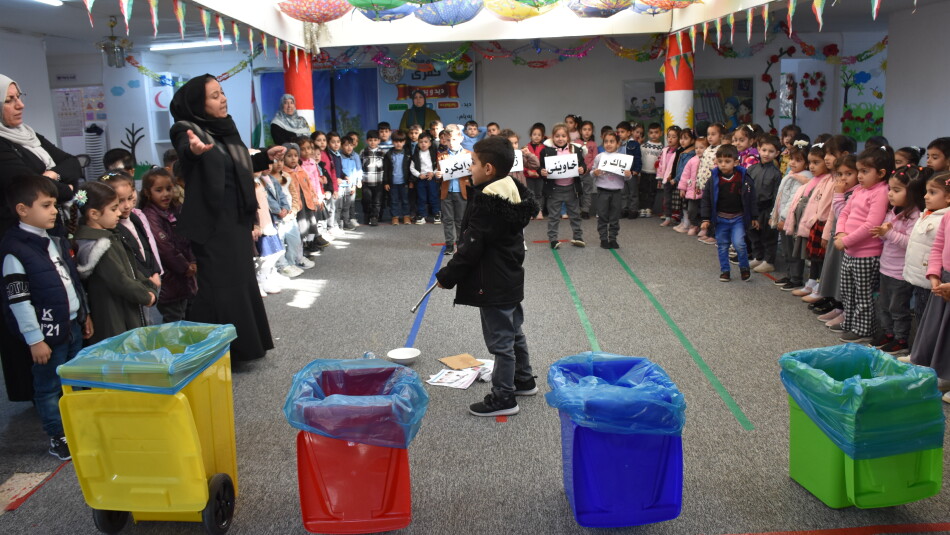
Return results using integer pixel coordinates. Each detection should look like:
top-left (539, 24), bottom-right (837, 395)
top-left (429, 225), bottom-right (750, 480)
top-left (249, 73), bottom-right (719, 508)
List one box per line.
top-left (297, 430), bottom-right (411, 534)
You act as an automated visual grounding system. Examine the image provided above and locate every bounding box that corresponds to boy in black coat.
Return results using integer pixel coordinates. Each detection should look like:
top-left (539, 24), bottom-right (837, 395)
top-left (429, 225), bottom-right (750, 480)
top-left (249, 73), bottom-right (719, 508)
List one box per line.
top-left (435, 136), bottom-right (541, 416)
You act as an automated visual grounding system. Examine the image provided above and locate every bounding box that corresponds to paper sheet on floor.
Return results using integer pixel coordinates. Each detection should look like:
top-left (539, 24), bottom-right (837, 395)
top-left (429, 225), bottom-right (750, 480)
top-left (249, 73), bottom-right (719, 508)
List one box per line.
top-left (426, 360), bottom-right (493, 389)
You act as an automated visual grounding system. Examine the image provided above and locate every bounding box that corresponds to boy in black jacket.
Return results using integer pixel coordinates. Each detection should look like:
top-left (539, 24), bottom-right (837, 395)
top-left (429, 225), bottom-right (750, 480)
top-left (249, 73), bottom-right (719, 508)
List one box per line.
top-left (700, 144), bottom-right (759, 282)
top-left (435, 136), bottom-right (541, 416)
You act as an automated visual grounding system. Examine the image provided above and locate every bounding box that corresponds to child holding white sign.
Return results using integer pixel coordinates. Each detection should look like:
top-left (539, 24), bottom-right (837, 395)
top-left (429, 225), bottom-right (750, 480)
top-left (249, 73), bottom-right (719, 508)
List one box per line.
top-left (592, 131), bottom-right (633, 249)
top-left (501, 129), bottom-right (538, 187)
top-left (540, 123), bottom-right (587, 249)
top-left (437, 125), bottom-right (473, 255)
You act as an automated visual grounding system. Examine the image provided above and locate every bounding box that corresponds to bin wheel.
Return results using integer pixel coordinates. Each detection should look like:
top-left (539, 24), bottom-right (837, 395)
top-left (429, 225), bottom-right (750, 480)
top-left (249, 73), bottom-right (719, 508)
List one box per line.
top-left (202, 473), bottom-right (235, 535)
top-left (92, 509), bottom-right (129, 534)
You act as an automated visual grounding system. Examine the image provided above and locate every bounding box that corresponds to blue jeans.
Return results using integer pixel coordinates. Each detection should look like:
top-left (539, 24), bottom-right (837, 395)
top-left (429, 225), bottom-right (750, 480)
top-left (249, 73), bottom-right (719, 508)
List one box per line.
top-left (34, 321), bottom-right (83, 437)
top-left (390, 183), bottom-right (409, 218)
top-left (715, 215), bottom-right (749, 272)
top-left (416, 179), bottom-right (440, 218)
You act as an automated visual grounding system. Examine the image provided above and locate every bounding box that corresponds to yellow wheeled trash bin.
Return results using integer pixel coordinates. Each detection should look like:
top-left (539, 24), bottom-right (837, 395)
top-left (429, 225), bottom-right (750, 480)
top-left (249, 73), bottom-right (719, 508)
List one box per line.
top-left (57, 322), bottom-right (238, 534)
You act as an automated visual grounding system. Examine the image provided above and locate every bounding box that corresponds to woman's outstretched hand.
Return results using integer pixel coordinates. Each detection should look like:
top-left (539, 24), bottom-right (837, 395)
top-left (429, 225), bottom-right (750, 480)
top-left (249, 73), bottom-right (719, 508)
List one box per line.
top-left (187, 129), bottom-right (214, 156)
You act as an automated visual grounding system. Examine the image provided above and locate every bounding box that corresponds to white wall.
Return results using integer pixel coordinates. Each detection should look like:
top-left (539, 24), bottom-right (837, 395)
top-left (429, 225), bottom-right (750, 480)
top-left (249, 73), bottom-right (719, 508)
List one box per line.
top-left (885, 1), bottom-right (949, 146)
top-left (0, 31), bottom-right (56, 139)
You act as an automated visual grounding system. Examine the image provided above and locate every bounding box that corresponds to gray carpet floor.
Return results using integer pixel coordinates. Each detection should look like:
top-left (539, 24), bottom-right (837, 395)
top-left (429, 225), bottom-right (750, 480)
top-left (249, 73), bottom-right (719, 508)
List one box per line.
top-left (1, 215), bottom-right (948, 535)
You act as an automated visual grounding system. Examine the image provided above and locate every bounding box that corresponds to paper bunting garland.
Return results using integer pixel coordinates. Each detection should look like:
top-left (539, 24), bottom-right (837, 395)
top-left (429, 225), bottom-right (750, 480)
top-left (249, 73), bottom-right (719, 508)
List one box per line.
top-left (812, 0), bottom-right (825, 31)
top-left (232, 21), bottom-right (240, 49)
top-left (786, 0), bottom-right (796, 35)
top-left (82, 0), bottom-right (95, 26)
top-left (728, 13), bottom-right (735, 44)
top-left (215, 14), bottom-right (224, 44)
top-left (200, 8), bottom-right (211, 38)
top-left (172, 0), bottom-right (186, 39)
top-left (119, 0), bottom-right (133, 34)
top-left (689, 25), bottom-right (696, 51)
top-left (702, 21), bottom-right (708, 48)
top-left (762, 4), bottom-right (769, 39)
top-left (275, 37), bottom-right (281, 61)
top-left (746, 8), bottom-right (753, 44)
top-left (148, 0), bottom-right (159, 36)
top-left (715, 18), bottom-right (722, 47)
top-left (675, 30), bottom-right (683, 54)
top-left (261, 30), bottom-right (267, 58)
top-left (248, 28), bottom-right (254, 54)
top-left (872, 0), bottom-right (881, 19)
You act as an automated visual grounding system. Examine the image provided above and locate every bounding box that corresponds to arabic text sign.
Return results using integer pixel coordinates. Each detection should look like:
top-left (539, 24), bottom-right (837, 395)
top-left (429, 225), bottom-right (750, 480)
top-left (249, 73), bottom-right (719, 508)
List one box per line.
top-left (545, 153), bottom-right (580, 179)
top-left (439, 153), bottom-right (473, 181)
top-left (511, 150), bottom-right (524, 173)
top-left (597, 153), bottom-right (634, 176)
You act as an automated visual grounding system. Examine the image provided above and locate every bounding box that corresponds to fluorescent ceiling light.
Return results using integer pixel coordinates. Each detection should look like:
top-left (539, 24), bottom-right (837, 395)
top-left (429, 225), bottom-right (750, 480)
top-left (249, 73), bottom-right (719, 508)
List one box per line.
top-left (31, 0), bottom-right (64, 6)
top-left (150, 39), bottom-right (233, 51)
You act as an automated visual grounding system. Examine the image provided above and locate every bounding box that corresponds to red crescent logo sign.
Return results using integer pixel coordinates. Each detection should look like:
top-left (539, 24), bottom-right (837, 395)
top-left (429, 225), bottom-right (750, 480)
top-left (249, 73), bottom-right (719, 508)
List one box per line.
top-left (154, 88), bottom-right (170, 109)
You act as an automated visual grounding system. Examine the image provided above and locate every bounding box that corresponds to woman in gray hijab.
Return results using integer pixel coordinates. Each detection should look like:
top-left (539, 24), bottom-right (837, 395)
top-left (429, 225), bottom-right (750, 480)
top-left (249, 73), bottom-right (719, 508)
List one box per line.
top-left (270, 93), bottom-right (311, 146)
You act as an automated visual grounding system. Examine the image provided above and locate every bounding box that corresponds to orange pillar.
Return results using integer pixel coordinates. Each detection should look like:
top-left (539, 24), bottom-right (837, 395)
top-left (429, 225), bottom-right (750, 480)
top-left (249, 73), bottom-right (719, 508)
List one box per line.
top-left (663, 33), bottom-right (694, 130)
top-left (283, 51), bottom-right (314, 131)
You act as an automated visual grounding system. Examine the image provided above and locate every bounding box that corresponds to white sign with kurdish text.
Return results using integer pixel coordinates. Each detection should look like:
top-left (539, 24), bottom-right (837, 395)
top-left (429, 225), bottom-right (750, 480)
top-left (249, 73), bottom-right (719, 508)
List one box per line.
top-left (545, 153), bottom-right (580, 179)
top-left (439, 153), bottom-right (473, 181)
top-left (510, 150), bottom-right (524, 173)
top-left (597, 153), bottom-right (634, 176)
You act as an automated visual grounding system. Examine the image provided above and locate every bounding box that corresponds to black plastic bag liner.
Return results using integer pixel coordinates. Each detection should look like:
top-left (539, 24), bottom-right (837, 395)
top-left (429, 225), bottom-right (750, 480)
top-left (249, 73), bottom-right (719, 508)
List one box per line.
top-left (545, 352), bottom-right (686, 435)
top-left (284, 358), bottom-right (429, 449)
top-left (57, 322), bottom-right (236, 394)
top-left (780, 344), bottom-right (945, 459)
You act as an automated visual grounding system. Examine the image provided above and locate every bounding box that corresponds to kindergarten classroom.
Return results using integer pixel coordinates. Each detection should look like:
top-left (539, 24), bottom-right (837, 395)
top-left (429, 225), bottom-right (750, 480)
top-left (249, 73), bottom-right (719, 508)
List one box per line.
top-left (3, 0), bottom-right (950, 534)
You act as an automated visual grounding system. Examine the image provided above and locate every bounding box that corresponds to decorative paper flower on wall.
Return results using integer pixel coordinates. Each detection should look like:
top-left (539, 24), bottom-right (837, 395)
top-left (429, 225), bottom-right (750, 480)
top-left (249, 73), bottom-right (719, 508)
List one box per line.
top-left (414, 0), bottom-right (484, 26)
top-left (567, 0), bottom-right (633, 18)
top-left (355, 1), bottom-right (418, 21)
top-left (278, 0), bottom-right (353, 23)
top-left (485, 0), bottom-right (555, 21)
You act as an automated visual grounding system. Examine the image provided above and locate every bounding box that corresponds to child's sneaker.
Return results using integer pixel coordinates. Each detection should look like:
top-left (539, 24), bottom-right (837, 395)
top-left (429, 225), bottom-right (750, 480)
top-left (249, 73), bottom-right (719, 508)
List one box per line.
top-left (580, 211), bottom-right (590, 220)
top-left (729, 253), bottom-right (739, 265)
top-left (570, 239), bottom-right (585, 248)
top-left (600, 240), bottom-right (610, 249)
top-left (826, 315), bottom-right (845, 329)
top-left (883, 339), bottom-right (909, 356)
top-left (550, 241), bottom-right (561, 249)
top-left (687, 226), bottom-right (699, 236)
top-left (740, 269), bottom-right (752, 281)
top-left (49, 435), bottom-right (70, 460)
top-left (644, 209), bottom-right (652, 218)
top-left (349, 219), bottom-right (360, 228)
top-left (608, 240), bottom-right (620, 249)
top-left (298, 258), bottom-right (315, 270)
top-left (513, 376), bottom-right (539, 396)
top-left (897, 355), bottom-right (912, 363)
top-left (773, 277), bottom-right (790, 286)
top-left (749, 259), bottom-right (763, 268)
top-left (697, 227), bottom-right (707, 238)
top-left (839, 331), bottom-right (871, 343)
top-left (469, 393), bottom-right (519, 417)
top-left (369, 217), bottom-right (379, 227)
top-left (781, 281), bottom-right (802, 291)
top-left (870, 333), bottom-right (894, 348)
top-left (817, 308), bottom-right (843, 322)
top-left (754, 261), bottom-right (775, 273)
top-left (391, 217), bottom-right (400, 225)
top-left (719, 271), bottom-right (731, 282)
top-left (433, 214), bottom-right (442, 224)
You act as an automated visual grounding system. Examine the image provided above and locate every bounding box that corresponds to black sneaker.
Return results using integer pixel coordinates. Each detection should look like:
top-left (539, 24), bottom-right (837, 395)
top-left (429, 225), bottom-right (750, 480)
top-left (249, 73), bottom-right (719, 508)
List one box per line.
top-left (608, 240), bottom-right (620, 249)
top-left (628, 211), bottom-right (639, 220)
top-left (812, 301), bottom-right (837, 315)
top-left (550, 241), bottom-right (561, 249)
top-left (719, 271), bottom-right (731, 282)
top-left (729, 256), bottom-right (739, 266)
top-left (469, 393), bottom-right (519, 417)
top-left (773, 277), bottom-right (790, 286)
top-left (314, 235), bottom-right (331, 248)
top-left (580, 211), bottom-right (590, 220)
top-left (49, 435), bottom-right (70, 460)
top-left (883, 339), bottom-right (909, 356)
top-left (781, 282), bottom-right (802, 291)
top-left (433, 215), bottom-right (442, 224)
top-left (444, 248), bottom-right (453, 256)
top-left (369, 217), bottom-right (379, 227)
top-left (870, 333), bottom-right (894, 348)
top-left (600, 240), bottom-right (610, 249)
top-left (424, 216), bottom-right (434, 224)
top-left (807, 296), bottom-right (833, 310)
top-left (740, 270), bottom-right (752, 281)
top-left (620, 209), bottom-right (629, 218)
top-left (513, 376), bottom-right (539, 396)
top-left (840, 331), bottom-right (871, 343)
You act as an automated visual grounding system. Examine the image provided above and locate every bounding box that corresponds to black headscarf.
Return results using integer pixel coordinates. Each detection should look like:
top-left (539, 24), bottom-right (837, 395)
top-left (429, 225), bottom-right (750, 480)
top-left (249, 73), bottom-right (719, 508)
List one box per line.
top-left (407, 90), bottom-right (428, 129)
top-left (169, 74), bottom-right (256, 217)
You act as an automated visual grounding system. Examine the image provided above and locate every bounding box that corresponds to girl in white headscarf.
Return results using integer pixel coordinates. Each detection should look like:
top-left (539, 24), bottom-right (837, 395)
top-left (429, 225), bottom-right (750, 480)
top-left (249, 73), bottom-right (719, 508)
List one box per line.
top-left (270, 94), bottom-right (311, 146)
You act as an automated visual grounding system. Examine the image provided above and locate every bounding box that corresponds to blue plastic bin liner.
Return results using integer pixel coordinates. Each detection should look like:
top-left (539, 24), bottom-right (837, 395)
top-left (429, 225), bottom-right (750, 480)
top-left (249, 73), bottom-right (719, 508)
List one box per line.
top-left (284, 358), bottom-right (429, 449)
top-left (545, 352), bottom-right (686, 435)
top-left (57, 322), bottom-right (236, 394)
top-left (779, 344), bottom-right (944, 460)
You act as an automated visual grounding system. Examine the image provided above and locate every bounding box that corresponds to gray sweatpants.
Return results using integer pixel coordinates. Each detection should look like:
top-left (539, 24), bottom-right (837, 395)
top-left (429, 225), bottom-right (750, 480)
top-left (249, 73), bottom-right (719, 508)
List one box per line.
top-left (878, 273), bottom-right (914, 341)
top-left (480, 303), bottom-right (533, 397)
top-left (579, 173), bottom-right (596, 214)
top-left (441, 191), bottom-right (466, 248)
top-left (547, 184), bottom-right (583, 242)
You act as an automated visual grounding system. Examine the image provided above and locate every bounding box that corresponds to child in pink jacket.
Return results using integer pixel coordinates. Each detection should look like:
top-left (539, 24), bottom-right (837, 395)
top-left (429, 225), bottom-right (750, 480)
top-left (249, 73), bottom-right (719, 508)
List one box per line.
top-left (677, 137), bottom-right (706, 235)
top-left (656, 126), bottom-right (681, 225)
top-left (833, 148), bottom-right (894, 342)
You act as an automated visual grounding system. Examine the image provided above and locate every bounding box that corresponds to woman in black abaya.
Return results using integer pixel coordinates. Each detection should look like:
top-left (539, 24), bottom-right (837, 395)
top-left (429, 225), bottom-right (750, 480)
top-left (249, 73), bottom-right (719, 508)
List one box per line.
top-left (169, 75), bottom-right (285, 362)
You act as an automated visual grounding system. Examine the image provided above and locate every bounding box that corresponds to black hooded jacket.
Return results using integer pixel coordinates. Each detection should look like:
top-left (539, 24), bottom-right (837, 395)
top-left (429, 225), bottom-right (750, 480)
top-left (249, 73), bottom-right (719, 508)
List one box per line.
top-left (436, 176), bottom-right (540, 308)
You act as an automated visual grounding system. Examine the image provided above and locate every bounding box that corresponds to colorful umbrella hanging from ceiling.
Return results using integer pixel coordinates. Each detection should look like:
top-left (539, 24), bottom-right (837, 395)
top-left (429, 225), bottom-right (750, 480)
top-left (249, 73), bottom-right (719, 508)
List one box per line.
top-left (512, 0), bottom-right (560, 7)
top-left (485, 0), bottom-right (556, 21)
top-left (277, 0), bottom-right (354, 23)
top-left (358, 2), bottom-right (419, 20)
top-left (638, 0), bottom-right (701, 9)
top-left (630, 1), bottom-right (669, 15)
top-left (567, 0), bottom-right (633, 18)
top-left (414, 0), bottom-right (485, 26)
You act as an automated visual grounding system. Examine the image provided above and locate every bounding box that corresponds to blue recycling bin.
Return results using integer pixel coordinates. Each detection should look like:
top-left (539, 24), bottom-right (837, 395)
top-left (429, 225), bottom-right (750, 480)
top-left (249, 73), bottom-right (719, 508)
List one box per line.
top-left (546, 352), bottom-right (686, 528)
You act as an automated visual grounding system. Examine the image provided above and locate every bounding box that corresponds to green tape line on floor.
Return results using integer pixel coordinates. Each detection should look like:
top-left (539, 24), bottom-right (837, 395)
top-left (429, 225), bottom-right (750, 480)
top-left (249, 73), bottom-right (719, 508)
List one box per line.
top-left (551, 249), bottom-right (601, 352)
top-left (610, 249), bottom-right (755, 431)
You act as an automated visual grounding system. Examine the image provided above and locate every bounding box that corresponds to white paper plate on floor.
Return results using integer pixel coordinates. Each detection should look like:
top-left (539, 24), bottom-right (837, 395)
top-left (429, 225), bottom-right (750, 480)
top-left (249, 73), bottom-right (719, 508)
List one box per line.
top-left (387, 347), bottom-right (420, 365)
